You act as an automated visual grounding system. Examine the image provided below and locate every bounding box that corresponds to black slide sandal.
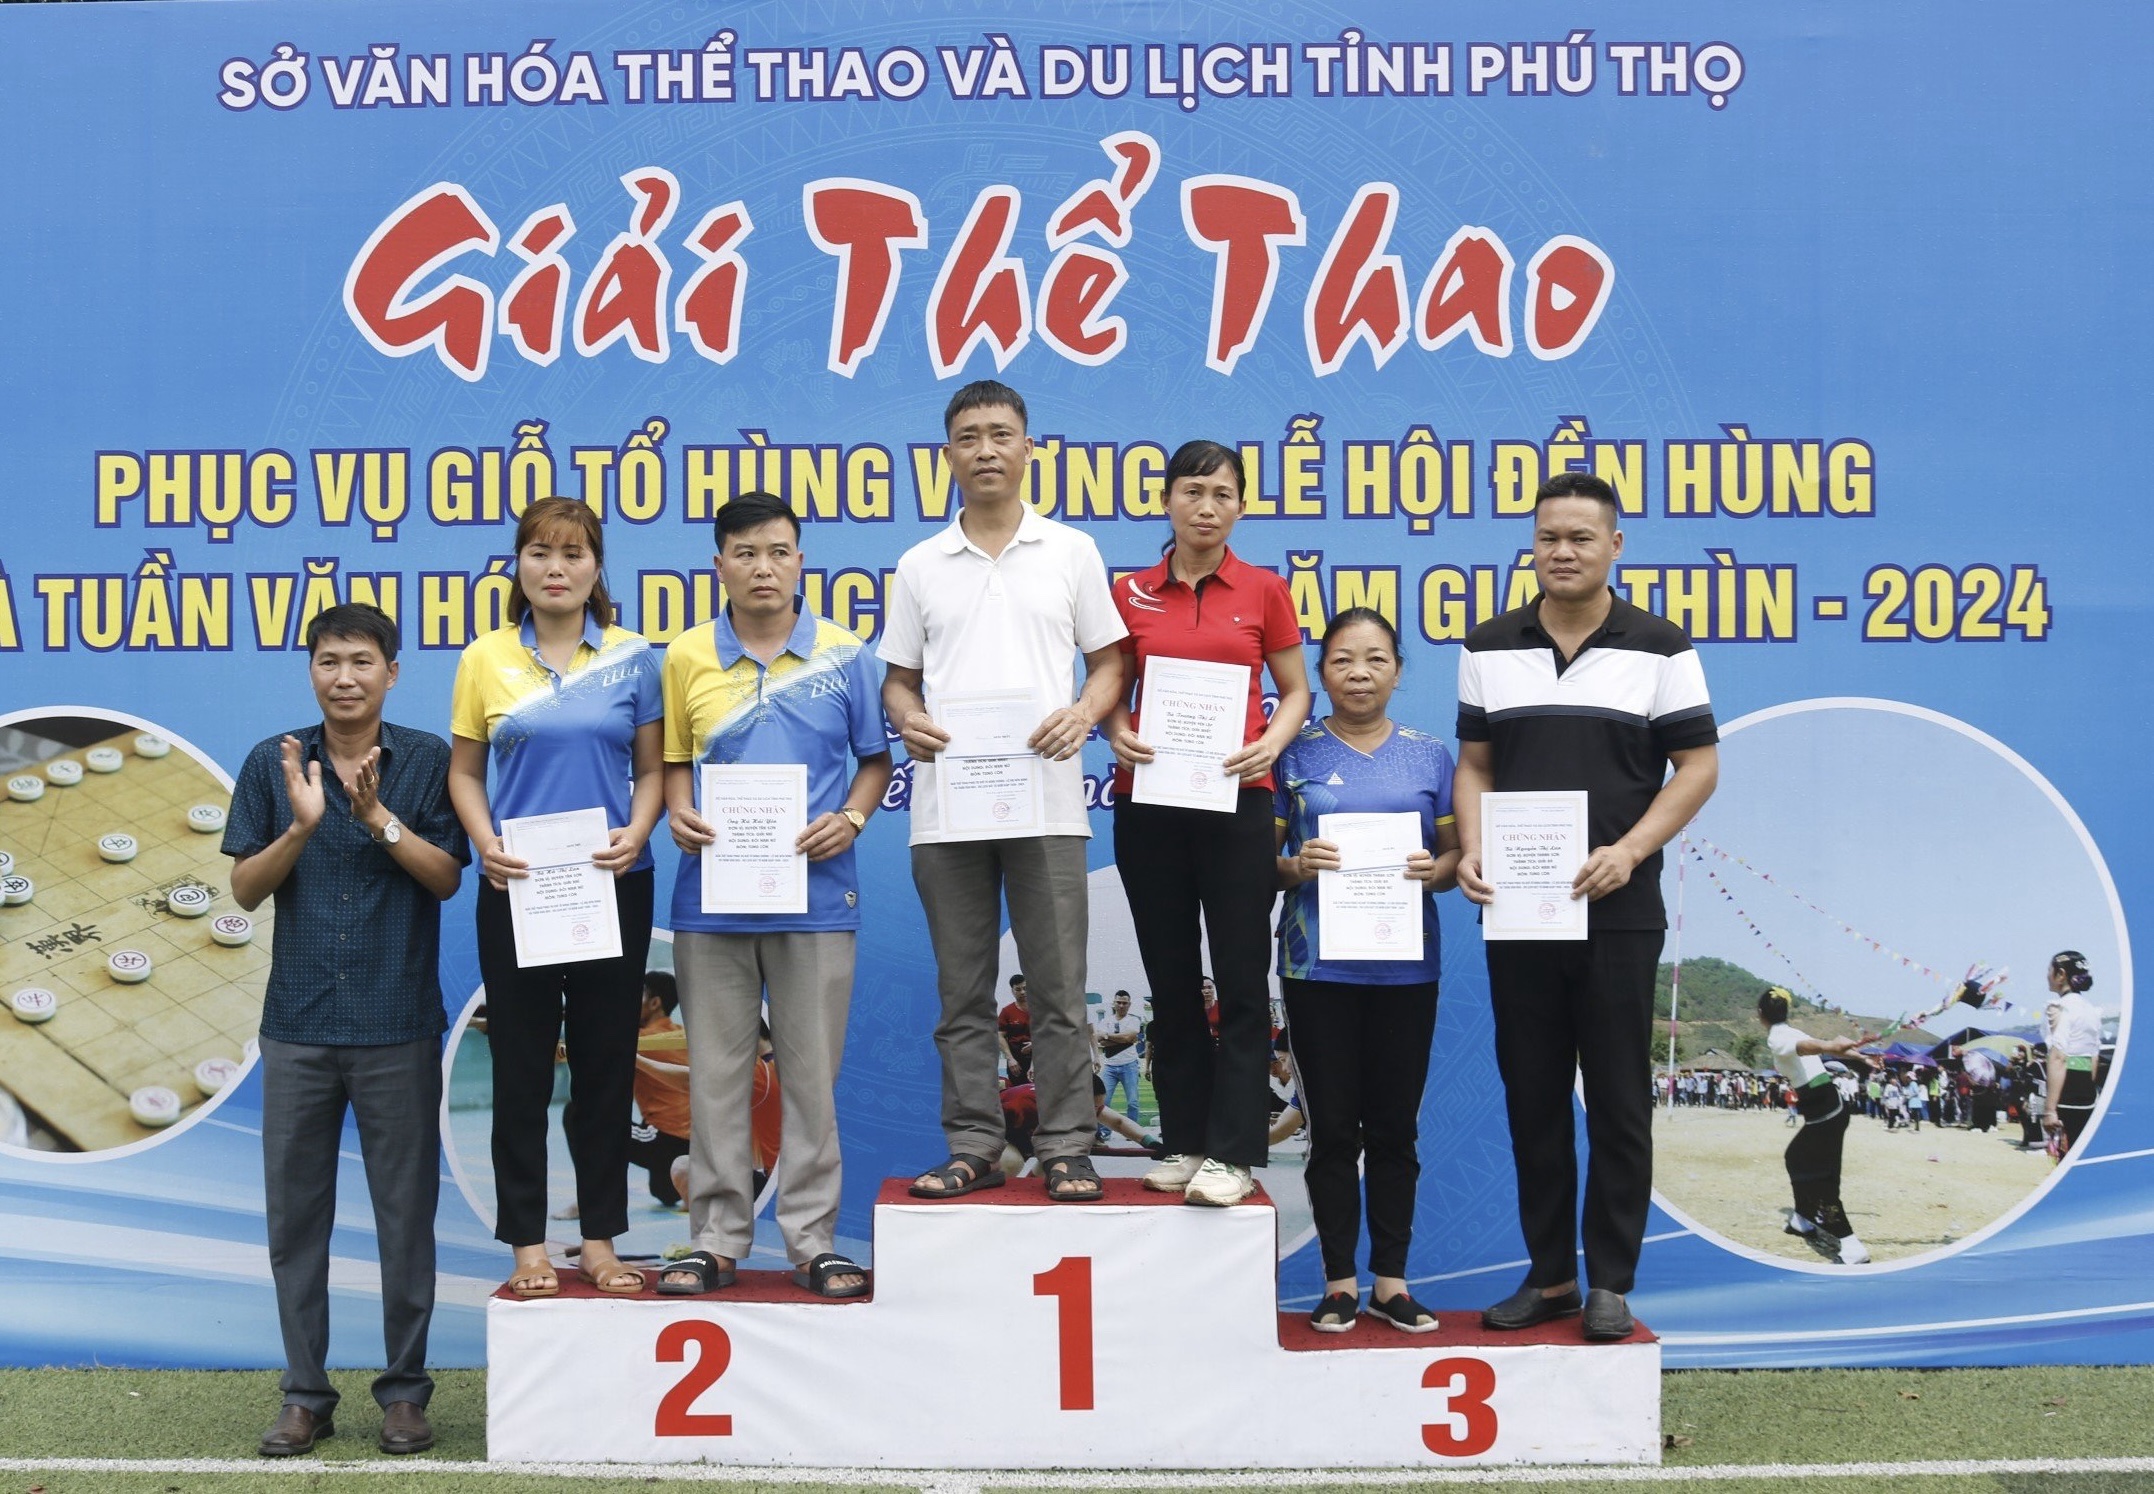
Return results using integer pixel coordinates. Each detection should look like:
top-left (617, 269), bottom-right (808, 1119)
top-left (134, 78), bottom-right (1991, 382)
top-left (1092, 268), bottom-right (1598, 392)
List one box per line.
top-left (792, 1252), bottom-right (871, 1298)
top-left (655, 1250), bottom-right (735, 1296)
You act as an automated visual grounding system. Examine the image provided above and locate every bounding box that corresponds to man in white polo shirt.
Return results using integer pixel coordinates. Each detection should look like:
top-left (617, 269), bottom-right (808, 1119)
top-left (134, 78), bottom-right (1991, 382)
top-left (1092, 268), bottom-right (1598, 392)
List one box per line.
top-left (880, 380), bottom-right (1127, 1203)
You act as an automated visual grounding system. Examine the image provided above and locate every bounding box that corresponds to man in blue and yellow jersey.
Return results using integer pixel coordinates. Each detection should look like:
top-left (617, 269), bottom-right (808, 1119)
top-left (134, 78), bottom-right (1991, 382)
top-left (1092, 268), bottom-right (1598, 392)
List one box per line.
top-left (654, 492), bottom-right (892, 1300)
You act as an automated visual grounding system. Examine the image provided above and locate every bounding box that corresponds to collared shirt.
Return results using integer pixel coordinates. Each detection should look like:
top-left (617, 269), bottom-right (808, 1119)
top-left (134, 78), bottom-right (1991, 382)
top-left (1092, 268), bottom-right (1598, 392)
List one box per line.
top-left (878, 505), bottom-right (1126, 843)
top-left (1456, 590), bottom-right (1717, 930)
top-left (1112, 547), bottom-right (1302, 795)
top-left (449, 613), bottom-right (664, 872)
top-left (1275, 720), bottom-right (1455, 985)
top-left (663, 605), bottom-right (888, 933)
top-left (222, 720), bottom-right (470, 1046)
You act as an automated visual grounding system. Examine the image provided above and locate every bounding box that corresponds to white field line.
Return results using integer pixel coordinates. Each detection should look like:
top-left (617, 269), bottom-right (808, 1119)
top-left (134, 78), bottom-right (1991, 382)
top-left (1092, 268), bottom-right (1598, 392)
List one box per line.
top-left (4, 1455), bottom-right (2154, 1486)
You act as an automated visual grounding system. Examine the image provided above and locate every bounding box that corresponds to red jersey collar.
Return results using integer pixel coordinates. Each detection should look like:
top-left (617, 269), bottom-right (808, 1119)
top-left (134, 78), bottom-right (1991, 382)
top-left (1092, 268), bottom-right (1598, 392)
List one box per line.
top-left (1134, 546), bottom-right (1252, 594)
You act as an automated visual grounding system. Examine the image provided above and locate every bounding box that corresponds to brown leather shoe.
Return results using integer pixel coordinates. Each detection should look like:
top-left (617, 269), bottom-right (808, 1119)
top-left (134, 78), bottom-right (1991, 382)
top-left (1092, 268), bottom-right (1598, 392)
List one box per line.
top-left (379, 1399), bottom-right (435, 1455)
top-left (257, 1403), bottom-right (333, 1457)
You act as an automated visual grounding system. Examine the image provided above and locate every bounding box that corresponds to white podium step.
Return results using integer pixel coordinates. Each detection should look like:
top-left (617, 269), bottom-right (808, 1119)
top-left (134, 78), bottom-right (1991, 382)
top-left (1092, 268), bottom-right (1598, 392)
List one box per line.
top-left (487, 1178), bottom-right (1659, 1469)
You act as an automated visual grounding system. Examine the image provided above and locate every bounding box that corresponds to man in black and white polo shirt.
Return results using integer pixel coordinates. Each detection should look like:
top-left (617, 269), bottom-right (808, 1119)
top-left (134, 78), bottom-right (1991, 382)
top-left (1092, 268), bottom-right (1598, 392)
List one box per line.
top-left (1454, 472), bottom-right (1719, 1342)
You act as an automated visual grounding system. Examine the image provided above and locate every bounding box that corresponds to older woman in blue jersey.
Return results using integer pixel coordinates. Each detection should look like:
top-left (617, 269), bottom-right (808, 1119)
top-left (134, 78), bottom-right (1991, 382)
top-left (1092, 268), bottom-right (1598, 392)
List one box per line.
top-left (1273, 608), bottom-right (1458, 1332)
top-left (448, 497), bottom-right (665, 1297)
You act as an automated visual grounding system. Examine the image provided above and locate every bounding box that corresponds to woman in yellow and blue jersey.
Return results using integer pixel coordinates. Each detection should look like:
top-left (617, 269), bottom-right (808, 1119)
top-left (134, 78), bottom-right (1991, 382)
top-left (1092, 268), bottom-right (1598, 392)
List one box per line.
top-left (1273, 608), bottom-right (1459, 1334)
top-left (447, 497), bottom-right (664, 1298)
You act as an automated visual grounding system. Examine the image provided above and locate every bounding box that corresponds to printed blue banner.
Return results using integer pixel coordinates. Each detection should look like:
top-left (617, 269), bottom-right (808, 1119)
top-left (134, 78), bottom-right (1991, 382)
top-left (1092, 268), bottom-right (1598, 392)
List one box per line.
top-left (0, 0), bottom-right (2143, 1370)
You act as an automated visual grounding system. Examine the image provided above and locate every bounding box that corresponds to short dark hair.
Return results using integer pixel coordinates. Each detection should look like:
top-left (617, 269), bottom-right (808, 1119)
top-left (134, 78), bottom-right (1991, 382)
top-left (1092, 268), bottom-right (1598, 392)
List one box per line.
top-left (305, 602), bottom-right (400, 662)
top-left (1321, 606), bottom-right (1399, 658)
top-left (1534, 470), bottom-right (1619, 521)
top-left (1113, 989), bottom-right (1130, 999)
top-left (643, 969), bottom-right (679, 1016)
top-left (715, 491), bottom-right (800, 544)
top-left (1757, 987), bottom-right (1792, 1026)
top-left (1008, 973), bottom-right (1026, 988)
top-left (944, 379), bottom-right (1028, 435)
top-left (1163, 439), bottom-right (1243, 496)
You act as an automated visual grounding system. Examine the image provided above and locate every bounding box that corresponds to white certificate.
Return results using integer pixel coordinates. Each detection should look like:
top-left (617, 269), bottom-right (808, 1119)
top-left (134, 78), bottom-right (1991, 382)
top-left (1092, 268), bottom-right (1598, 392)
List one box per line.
top-left (935, 752), bottom-right (1043, 837)
top-left (936, 688), bottom-right (1042, 758)
top-left (1481, 790), bottom-right (1589, 941)
top-left (1131, 656), bottom-right (1250, 813)
top-left (700, 764), bottom-right (809, 915)
top-left (501, 808), bottom-right (623, 968)
top-left (1317, 812), bottom-right (1424, 962)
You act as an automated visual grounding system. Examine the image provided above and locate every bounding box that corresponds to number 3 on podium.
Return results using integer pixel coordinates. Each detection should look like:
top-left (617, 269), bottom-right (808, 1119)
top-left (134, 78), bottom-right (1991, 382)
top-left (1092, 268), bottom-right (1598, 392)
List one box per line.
top-left (1421, 1356), bottom-right (1497, 1456)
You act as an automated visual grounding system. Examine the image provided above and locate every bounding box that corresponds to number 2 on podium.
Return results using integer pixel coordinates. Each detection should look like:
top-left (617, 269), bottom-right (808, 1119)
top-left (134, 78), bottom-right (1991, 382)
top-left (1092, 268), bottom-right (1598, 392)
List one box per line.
top-left (1033, 1255), bottom-right (1094, 1411)
top-left (655, 1320), bottom-right (733, 1437)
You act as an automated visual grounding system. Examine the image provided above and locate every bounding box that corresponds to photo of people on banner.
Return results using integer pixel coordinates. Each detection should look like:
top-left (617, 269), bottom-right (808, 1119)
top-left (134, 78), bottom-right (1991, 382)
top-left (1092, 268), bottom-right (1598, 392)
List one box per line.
top-left (1649, 703), bottom-right (2123, 1270)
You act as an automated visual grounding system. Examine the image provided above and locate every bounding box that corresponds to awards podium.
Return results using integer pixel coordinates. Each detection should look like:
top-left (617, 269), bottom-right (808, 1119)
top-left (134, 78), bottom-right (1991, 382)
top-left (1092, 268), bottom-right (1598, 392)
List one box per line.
top-left (487, 1178), bottom-right (1659, 1469)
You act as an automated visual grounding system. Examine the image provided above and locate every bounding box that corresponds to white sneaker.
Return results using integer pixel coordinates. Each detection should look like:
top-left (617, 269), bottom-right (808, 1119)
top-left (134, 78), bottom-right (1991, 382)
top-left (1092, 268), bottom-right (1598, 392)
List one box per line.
top-left (1837, 1233), bottom-right (1871, 1266)
top-left (1143, 1153), bottom-right (1206, 1192)
top-left (1183, 1158), bottom-right (1255, 1207)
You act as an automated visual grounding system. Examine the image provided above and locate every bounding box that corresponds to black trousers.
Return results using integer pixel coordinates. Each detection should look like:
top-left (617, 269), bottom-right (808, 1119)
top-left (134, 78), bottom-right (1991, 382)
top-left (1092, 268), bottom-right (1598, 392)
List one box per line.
top-left (627, 1121), bottom-right (691, 1206)
top-left (1486, 929), bottom-right (1661, 1296)
top-left (478, 868), bottom-right (654, 1246)
top-left (1281, 977), bottom-right (1439, 1280)
top-left (1113, 790), bottom-right (1278, 1167)
top-left (2058, 1068), bottom-right (2097, 1154)
top-left (1785, 1079), bottom-right (1853, 1237)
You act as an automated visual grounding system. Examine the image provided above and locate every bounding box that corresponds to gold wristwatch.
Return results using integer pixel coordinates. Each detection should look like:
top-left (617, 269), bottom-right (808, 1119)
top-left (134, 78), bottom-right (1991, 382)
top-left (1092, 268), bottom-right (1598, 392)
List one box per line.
top-left (838, 808), bottom-right (867, 833)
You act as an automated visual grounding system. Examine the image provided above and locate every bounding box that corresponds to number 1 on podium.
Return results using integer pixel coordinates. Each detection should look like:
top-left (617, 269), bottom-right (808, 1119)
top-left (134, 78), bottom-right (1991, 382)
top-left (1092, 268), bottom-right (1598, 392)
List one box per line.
top-left (1033, 1255), bottom-right (1094, 1411)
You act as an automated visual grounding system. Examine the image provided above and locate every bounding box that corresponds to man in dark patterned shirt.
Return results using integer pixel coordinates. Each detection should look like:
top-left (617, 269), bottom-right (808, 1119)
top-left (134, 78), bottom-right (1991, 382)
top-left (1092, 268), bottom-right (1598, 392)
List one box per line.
top-left (223, 604), bottom-right (467, 1458)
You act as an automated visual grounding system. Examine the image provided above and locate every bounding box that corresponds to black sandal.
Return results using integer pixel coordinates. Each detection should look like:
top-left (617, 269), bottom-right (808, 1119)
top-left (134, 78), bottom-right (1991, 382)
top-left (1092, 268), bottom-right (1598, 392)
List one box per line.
top-left (908, 1153), bottom-right (1006, 1198)
top-left (1309, 1291), bottom-right (1360, 1333)
top-left (1367, 1291), bottom-right (1439, 1333)
top-left (791, 1252), bottom-right (871, 1299)
top-left (1043, 1153), bottom-right (1105, 1202)
top-left (654, 1250), bottom-right (735, 1296)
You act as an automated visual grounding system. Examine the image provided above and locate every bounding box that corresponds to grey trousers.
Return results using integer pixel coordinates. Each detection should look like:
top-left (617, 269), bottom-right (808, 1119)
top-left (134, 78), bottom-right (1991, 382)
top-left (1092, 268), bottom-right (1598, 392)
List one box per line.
top-left (911, 836), bottom-right (1093, 1163)
top-left (259, 1034), bottom-right (440, 1418)
top-left (674, 930), bottom-right (854, 1264)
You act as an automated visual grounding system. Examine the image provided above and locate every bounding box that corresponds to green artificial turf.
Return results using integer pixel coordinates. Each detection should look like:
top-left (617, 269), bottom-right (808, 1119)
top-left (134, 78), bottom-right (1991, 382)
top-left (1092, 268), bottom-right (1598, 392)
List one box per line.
top-left (1, 1364), bottom-right (2151, 1493)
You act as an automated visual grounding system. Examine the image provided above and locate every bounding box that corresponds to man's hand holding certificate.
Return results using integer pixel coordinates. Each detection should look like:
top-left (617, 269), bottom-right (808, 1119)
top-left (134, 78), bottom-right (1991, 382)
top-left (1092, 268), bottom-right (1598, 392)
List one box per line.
top-left (932, 688), bottom-right (1045, 837)
top-left (700, 764), bottom-right (809, 915)
top-left (1479, 790), bottom-right (1589, 940)
top-left (501, 807), bottom-right (624, 966)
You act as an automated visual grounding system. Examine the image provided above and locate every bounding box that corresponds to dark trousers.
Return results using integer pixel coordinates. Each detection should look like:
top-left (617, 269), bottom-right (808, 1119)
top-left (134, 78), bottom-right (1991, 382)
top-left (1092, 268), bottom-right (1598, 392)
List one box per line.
top-left (477, 868), bottom-right (654, 1246)
top-left (627, 1122), bottom-right (691, 1206)
top-left (1113, 790), bottom-right (1278, 1167)
top-left (1785, 1080), bottom-right (1853, 1237)
top-left (1486, 929), bottom-right (1661, 1296)
top-left (260, 1034), bottom-right (440, 1419)
top-left (1282, 977), bottom-right (1439, 1280)
top-left (2058, 1068), bottom-right (2097, 1154)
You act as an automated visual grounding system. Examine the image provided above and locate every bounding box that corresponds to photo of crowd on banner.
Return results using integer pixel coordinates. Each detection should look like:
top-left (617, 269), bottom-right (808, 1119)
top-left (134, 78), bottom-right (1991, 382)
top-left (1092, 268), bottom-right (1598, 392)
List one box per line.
top-left (1646, 701), bottom-right (2125, 1272)
top-left (12, 379), bottom-right (2114, 1458)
